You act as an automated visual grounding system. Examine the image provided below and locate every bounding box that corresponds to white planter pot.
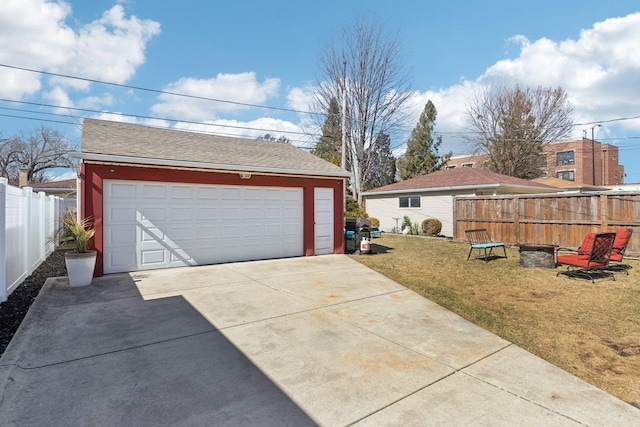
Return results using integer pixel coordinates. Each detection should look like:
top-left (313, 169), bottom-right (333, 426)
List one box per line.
top-left (65, 250), bottom-right (97, 287)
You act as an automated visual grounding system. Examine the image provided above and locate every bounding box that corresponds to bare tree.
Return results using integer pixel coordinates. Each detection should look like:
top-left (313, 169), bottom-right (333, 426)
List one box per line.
top-left (313, 16), bottom-right (414, 203)
top-left (465, 82), bottom-right (574, 179)
top-left (0, 133), bottom-right (18, 182)
top-left (7, 126), bottom-right (76, 185)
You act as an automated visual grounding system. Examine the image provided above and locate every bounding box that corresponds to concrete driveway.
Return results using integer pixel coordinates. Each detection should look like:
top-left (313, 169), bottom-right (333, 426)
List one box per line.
top-left (1, 254), bottom-right (638, 426)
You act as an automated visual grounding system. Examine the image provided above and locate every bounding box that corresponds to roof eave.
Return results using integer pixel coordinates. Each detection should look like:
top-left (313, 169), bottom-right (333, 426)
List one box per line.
top-left (74, 152), bottom-right (351, 179)
top-left (362, 183), bottom-right (559, 197)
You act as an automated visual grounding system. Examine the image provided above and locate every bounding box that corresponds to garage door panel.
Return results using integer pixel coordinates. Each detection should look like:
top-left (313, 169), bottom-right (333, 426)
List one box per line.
top-left (107, 206), bottom-right (137, 223)
top-left (107, 249), bottom-right (136, 271)
top-left (170, 185), bottom-right (193, 198)
top-left (141, 206), bottom-right (166, 222)
top-left (284, 207), bottom-right (301, 219)
top-left (197, 207), bottom-right (217, 220)
top-left (222, 188), bottom-right (241, 200)
top-left (103, 180), bottom-right (304, 274)
top-left (141, 184), bottom-right (166, 198)
top-left (109, 182), bottom-right (137, 198)
top-left (196, 186), bottom-right (218, 199)
top-left (141, 249), bottom-right (166, 266)
top-left (170, 207), bottom-right (193, 221)
top-left (140, 227), bottom-right (166, 243)
top-left (244, 207), bottom-right (261, 219)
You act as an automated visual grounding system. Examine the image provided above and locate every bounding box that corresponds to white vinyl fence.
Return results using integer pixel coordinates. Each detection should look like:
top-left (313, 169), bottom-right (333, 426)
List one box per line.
top-left (0, 177), bottom-right (65, 302)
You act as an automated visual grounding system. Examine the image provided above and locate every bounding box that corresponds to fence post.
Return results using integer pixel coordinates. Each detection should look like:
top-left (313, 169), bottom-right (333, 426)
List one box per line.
top-left (23, 186), bottom-right (33, 276)
top-left (514, 196), bottom-right (521, 245)
top-left (452, 196), bottom-right (458, 240)
top-left (38, 191), bottom-right (46, 265)
top-left (600, 193), bottom-right (609, 229)
top-left (0, 178), bottom-right (7, 302)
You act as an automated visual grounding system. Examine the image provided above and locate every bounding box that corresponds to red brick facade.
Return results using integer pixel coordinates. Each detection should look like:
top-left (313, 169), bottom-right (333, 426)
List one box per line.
top-left (445, 139), bottom-right (625, 185)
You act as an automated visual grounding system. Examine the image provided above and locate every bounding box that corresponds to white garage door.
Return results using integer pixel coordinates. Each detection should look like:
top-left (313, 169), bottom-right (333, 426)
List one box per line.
top-left (103, 180), bottom-right (304, 274)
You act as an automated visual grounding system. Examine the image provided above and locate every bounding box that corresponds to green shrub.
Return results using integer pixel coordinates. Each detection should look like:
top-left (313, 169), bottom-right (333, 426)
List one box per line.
top-left (345, 197), bottom-right (368, 219)
top-left (368, 217), bottom-right (380, 228)
top-left (421, 218), bottom-right (442, 236)
top-left (411, 222), bottom-right (420, 235)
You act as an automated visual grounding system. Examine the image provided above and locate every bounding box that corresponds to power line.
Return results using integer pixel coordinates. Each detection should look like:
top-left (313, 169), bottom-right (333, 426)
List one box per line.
top-left (2, 62), bottom-right (640, 156)
top-left (0, 63), bottom-right (319, 116)
top-left (0, 107), bottom-right (317, 148)
top-left (0, 98), bottom-right (311, 136)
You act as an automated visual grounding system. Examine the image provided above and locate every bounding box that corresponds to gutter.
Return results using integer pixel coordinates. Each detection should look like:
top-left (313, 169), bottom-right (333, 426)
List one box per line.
top-left (72, 152), bottom-right (351, 179)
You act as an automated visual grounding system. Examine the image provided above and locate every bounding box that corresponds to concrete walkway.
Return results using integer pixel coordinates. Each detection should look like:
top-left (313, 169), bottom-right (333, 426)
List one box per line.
top-left (1, 255), bottom-right (638, 426)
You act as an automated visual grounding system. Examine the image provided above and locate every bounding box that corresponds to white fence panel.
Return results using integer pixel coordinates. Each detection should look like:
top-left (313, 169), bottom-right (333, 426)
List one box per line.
top-left (1, 178), bottom-right (64, 302)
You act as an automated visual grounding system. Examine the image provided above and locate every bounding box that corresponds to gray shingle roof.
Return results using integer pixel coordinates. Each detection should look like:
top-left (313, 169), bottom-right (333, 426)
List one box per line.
top-left (80, 118), bottom-right (349, 177)
top-left (364, 167), bottom-right (557, 193)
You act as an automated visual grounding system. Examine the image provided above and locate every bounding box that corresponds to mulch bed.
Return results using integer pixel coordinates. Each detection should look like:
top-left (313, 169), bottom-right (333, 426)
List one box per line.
top-left (0, 249), bottom-right (69, 357)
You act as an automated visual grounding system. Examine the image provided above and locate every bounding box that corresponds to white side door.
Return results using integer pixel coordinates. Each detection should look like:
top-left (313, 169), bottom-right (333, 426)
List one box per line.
top-left (314, 188), bottom-right (334, 255)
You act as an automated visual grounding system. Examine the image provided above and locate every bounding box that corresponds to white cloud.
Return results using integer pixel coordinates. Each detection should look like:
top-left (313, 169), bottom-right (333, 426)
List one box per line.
top-left (43, 86), bottom-right (74, 113)
top-left (77, 93), bottom-right (116, 110)
top-left (286, 86), bottom-right (314, 113)
top-left (407, 12), bottom-right (640, 156)
top-left (0, 1), bottom-right (160, 99)
top-left (151, 73), bottom-right (281, 121)
top-left (173, 117), bottom-right (305, 145)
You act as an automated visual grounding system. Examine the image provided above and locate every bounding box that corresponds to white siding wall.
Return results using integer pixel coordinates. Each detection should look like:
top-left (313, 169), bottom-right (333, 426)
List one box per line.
top-left (364, 191), bottom-right (473, 237)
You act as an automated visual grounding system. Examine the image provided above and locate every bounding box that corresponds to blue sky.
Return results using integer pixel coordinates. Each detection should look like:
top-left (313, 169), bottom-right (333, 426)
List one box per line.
top-left (1, 1), bottom-right (640, 183)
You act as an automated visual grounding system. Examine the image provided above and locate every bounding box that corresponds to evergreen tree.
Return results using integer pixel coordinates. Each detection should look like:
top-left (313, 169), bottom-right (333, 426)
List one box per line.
top-left (362, 132), bottom-right (396, 191)
top-left (312, 97), bottom-right (342, 166)
top-left (397, 100), bottom-right (451, 180)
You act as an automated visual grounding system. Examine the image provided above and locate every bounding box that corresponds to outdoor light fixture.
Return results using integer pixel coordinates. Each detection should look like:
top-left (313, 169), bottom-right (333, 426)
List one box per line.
top-left (239, 172), bottom-right (251, 179)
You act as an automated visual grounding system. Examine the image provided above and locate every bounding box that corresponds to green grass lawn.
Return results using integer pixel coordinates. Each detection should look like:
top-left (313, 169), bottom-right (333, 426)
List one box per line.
top-left (351, 234), bottom-right (640, 405)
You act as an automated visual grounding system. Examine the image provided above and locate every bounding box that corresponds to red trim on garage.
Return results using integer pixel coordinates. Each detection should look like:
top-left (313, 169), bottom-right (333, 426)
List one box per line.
top-left (80, 162), bottom-right (345, 276)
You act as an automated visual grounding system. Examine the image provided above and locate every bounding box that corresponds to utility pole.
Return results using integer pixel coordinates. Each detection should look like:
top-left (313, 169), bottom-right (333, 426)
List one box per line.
top-left (591, 124), bottom-right (601, 185)
top-left (341, 61), bottom-right (347, 213)
top-left (341, 61), bottom-right (347, 171)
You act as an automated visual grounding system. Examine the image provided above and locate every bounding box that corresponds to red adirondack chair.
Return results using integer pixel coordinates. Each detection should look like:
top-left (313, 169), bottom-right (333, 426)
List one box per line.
top-left (556, 232), bottom-right (616, 283)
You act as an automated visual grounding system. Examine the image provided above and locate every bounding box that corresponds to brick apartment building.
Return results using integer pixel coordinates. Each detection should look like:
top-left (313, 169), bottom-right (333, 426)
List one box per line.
top-left (445, 139), bottom-right (625, 185)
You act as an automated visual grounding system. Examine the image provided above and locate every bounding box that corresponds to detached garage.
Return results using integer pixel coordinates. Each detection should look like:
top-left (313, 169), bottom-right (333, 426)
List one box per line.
top-left (78, 119), bottom-right (349, 276)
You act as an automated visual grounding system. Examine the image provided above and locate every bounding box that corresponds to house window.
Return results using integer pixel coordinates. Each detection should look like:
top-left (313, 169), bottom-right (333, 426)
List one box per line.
top-left (445, 165), bottom-right (456, 169)
top-left (540, 171), bottom-right (548, 178)
top-left (540, 156), bottom-right (547, 168)
top-left (462, 163), bottom-right (473, 168)
top-left (557, 170), bottom-right (575, 181)
top-left (557, 151), bottom-right (574, 166)
top-left (399, 196), bottom-right (421, 208)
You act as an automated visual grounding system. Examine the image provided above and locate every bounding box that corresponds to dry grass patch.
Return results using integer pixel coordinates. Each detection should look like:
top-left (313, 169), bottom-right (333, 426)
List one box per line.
top-left (351, 234), bottom-right (640, 405)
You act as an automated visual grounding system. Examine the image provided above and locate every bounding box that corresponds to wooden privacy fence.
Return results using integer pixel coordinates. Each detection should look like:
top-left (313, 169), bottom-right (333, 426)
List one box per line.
top-left (0, 178), bottom-right (65, 302)
top-left (453, 192), bottom-right (640, 257)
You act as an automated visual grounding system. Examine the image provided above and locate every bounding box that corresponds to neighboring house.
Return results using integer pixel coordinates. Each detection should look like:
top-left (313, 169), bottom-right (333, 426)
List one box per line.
top-left (77, 118), bottom-right (349, 276)
top-left (362, 167), bottom-right (560, 237)
top-left (445, 139), bottom-right (625, 186)
top-left (30, 178), bottom-right (78, 209)
top-left (530, 177), bottom-right (609, 193)
top-left (19, 174), bottom-right (77, 211)
top-left (22, 178), bottom-right (76, 196)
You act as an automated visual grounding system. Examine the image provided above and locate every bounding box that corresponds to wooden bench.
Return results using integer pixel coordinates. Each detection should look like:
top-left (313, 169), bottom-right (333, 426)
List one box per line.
top-left (465, 229), bottom-right (507, 262)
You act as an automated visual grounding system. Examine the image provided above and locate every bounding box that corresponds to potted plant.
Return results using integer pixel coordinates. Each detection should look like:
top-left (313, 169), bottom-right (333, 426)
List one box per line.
top-left (52, 209), bottom-right (97, 287)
